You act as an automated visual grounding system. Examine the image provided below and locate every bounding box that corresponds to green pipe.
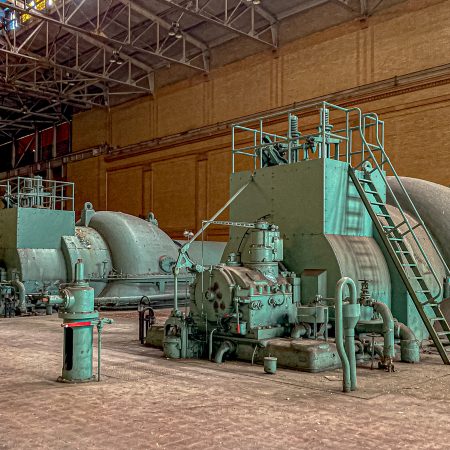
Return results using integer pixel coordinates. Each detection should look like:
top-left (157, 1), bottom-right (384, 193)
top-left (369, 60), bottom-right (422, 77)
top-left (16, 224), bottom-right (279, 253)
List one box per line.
top-left (97, 325), bottom-right (102, 382)
top-left (11, 280), bottom-right (26, 314)
top-left (215, 340), bottom-right (234, 364)
top-left (291, 323), bottom-right (309, 339)
top-left (335, 277), bottom-right (359, 392)
top-left (395, 322), bottom-right (420, 363)
top-left (372, 302), bottom-right (395, 364)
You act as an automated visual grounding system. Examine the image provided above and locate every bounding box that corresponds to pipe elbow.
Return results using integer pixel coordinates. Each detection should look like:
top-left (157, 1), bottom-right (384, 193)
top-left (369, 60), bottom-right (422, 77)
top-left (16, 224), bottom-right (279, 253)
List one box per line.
top-left (372, 301), bottom-right (395, 359)
top-left (11, 279), bottom-right (26, 313)
top-left (395, 322), bottom-right (420, 363)
top-left (214, 340), bottom-right (235, 364)
top-left (291, 323), bottom-right (309, 339)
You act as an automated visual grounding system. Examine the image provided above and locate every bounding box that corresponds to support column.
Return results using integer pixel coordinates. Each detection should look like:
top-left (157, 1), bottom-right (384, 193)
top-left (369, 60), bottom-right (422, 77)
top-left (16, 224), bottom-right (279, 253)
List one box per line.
top-left (11, 138), bottom-right (16, 169)
top-left (34, 126), bottom-right (39, 163)
top-left (52, 124), bottom-right (57, 158)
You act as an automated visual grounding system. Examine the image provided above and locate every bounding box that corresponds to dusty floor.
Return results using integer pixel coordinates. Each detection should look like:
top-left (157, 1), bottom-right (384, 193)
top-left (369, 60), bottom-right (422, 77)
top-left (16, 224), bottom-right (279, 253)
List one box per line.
top-left (0, 311), bottom-right (449, 450)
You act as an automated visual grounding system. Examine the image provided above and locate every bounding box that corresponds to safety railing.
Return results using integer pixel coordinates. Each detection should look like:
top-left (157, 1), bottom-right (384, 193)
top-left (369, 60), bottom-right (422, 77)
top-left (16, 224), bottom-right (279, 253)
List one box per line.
top-left (231, 101), bottom-right (387, 172)
top-left (0, 176), bottom-right (74, 210)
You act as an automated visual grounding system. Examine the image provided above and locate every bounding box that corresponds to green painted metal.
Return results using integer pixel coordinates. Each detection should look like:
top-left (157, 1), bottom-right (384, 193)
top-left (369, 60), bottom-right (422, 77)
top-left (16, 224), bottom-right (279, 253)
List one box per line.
top-left (263, 356), bottom-right (277, 374)
top-left (226, 159), bottom-right (392, 313)
top-left (335, 277), bottom-right (359, 392)
top-left (0, 177), bottom-right (225, 315)
top-left (229, 101), bottom-right (449, 353)
top-left (53, 260), bottom-right (113, 382)
top-left (152, 101), bottom-right (442, 385)
top-left (57, 260), bottom-right (99, 382)
top-left (350, 168), bottom-right (450, 364)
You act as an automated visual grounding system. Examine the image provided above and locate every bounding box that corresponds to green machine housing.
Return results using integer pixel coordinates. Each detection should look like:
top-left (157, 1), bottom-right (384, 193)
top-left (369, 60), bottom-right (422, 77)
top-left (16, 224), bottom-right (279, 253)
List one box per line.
top-left (155, 102), bottom-right (450, 375)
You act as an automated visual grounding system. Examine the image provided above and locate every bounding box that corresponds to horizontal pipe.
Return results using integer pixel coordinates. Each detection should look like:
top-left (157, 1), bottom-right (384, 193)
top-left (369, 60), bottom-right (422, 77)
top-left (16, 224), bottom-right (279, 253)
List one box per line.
top-left (94, 293), bottom-right (189, 306)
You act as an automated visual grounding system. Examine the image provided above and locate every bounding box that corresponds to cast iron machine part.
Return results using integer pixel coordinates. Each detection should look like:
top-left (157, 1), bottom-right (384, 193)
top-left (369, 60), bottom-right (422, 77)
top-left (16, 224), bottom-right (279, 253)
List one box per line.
top-left (43, 259), bottom-right (113, 382)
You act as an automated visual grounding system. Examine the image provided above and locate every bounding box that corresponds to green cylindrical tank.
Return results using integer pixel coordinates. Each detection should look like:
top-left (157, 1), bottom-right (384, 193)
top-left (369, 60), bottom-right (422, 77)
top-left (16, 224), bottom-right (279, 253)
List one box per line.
top-left (58, 260), bottom-right (99, 383)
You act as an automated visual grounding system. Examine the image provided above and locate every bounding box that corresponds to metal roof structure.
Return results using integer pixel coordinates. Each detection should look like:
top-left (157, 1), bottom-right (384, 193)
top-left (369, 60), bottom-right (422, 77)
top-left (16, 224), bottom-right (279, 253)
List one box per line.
top-left (0, 0), bottom-right (391, 140)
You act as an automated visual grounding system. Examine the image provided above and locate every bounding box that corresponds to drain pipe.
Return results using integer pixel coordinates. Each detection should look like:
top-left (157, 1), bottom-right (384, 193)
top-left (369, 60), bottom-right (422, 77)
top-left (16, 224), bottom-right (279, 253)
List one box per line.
top-left (335, 277), bottom-right (360, 392)
top-left (395, 322), bottom-right (420, 363)
top-left (209, 328), bottom-right (217, 361)
top-left (214, 340), bottom-right (235, 364)
top-left (11, 279), bottom-right (26, 314)
top-left (372, 301), bottom-right (395, 369)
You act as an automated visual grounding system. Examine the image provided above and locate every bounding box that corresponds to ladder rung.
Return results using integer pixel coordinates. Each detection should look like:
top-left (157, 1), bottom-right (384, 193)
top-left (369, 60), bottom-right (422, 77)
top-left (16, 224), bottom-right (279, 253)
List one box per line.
top-left (389, 237), bottom-right (403, 242)
top-left (400, 223), bottom-right (422, 237)
top-left (371, 201), bottom-right (386, 206)
top-left (395, 250), bottom-right (411, 254)
top-left (402, 263), bottom-right (417, 267)
top-left (365, 189), bottom-right (378, 195)
top-left (416, 290), bottom-right (431, 293)
top-left (437, 331), bottom-right (450, 336)
top-left (377, 213), bottom-right (390, 218)
top-left (411, 276), bottom-right (424, 280)
top-left (430, 317), bottom-right (446, 322)
top-left (359, 178), bottom-right (374, 184)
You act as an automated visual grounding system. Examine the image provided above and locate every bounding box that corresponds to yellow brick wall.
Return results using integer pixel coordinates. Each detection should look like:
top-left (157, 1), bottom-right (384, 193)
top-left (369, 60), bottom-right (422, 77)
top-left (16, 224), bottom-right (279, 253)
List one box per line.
top-left (67, 0), bottom-right (450, 239)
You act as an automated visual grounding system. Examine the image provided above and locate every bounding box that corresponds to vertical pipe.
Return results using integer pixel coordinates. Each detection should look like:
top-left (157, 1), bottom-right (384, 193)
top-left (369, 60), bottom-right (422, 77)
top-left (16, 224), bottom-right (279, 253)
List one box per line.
top-left (287, 112), bottom-right (292, 164)
top-left (231, 126), bottom-right (235, 173)
top-left (335, 277), bottom-right (358, 392)
top-left (345, 111), bottom-right (350, 163)
top-left (34, 126), bottom-right (39, 163)
top-left (11, 138), bottom-right (16, 169)
top-left (334, 284), bottom-right (351, 392)
top-left (52, 124), bottom-right (57, 159)
top-left (253, 130), bottom-right (257, 171)
top-left (75, 259), bottom-right (84, 282)
top-left (259, 119), bottom-right (263, 169)
top-left (173, 270), bottom-right (178, 312)
top-left (97, 326), bottom-right (102, 382)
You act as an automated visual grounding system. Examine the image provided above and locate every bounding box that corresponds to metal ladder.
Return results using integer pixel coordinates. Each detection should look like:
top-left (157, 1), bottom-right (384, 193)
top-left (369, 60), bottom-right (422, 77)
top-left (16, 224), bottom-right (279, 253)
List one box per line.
top-left (348, 113), bottom-right (450, 364)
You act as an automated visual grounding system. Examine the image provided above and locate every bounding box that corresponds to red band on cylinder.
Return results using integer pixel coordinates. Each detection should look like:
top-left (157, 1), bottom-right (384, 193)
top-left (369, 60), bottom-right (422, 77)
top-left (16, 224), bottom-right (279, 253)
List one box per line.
top-left (61, 321), bottom-right (92, 328)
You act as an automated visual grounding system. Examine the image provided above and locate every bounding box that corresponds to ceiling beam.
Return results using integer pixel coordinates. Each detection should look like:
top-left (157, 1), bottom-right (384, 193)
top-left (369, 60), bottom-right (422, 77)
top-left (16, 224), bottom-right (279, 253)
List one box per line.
top-left (277, 0), bottom-right (329, 20)
top-left (0, 2), bottom-right (207, 73)
top-left (153, 0), bottom-right (277, 48)
top-left (118, 0), bottom-right (208, 52)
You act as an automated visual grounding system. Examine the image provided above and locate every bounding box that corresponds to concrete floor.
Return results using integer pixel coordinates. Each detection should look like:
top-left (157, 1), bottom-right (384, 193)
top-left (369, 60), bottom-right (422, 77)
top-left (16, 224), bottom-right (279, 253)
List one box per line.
top-left (1, 311), bottom-right (449, 449)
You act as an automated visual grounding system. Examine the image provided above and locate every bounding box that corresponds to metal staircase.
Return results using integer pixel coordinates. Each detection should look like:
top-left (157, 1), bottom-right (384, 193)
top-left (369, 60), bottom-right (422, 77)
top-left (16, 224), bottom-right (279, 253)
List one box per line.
top-left (349, 112), bottom-right (450, 364)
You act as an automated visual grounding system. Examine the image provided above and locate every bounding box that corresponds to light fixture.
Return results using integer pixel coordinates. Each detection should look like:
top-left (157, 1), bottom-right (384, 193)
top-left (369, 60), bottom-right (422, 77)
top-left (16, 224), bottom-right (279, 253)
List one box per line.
top-left (109, 50), bottom-right (123, 65)
top-left (169, 22), bottom-right (182, 39)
